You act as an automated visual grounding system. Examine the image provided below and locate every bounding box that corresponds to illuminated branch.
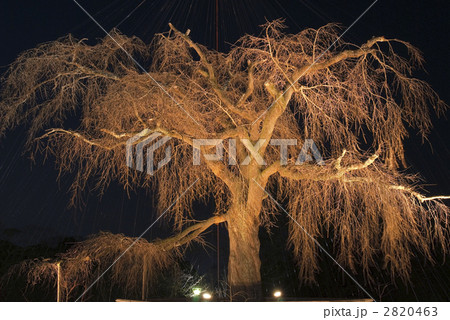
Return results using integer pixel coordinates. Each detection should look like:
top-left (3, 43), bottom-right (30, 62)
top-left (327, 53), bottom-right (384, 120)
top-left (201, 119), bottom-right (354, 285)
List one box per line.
top-left (385, 185), bottom-right (450, 203)
top-left (258, 160), bottom-right (282, 183)
top-left (290, 36), bottom-right (387, 83)
top-left (56, 124), bottom-right (244, 149)
top-left (236, 60), bottom-right (256, 107)
top-left (257, 81), bottom-right (294, 154)
top-left (274, 150), bottom-right (449, 203)
top-left (156, 214), bottom-right (228, 250)
top-left (340, 176), bottom-right (450, 203)
top-left (12, 66), bottom-right (120, 108)
top-left (276, 150), bottom-right (380, 181)
top-left (100, 128), bottom-right (132, 139)
top-left (100, 127), bottom-right (194, 146)
top-left (334, 149), bottom-right (380, 175)
top-left (204, 159), bottom-right (241, 194)
top-left (169, 23), bottom-right (253, 121)
top-left (43, 126), bottom-right (241, 192)
top-left (37, 128), bottom-right (124, 150)
top-left (415, 195), bottom-right (450, 202)
top-left (65, 61), bottom-right (121, 81)
top-left (266, 26), bottom-right (296, 90)
top-left (255, 38), bottom-right (388, 154)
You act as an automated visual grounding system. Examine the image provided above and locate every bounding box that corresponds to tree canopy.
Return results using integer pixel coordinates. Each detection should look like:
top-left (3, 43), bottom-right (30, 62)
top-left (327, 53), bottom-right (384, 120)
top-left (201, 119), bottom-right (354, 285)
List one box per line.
top-left (1, 20), bottom-right (449, 300)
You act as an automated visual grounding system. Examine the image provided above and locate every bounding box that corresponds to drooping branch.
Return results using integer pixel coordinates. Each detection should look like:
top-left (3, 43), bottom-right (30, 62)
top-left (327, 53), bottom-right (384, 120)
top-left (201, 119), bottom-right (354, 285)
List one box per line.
top-left (40, 125), bottom-right (242, 194)
top-left (5, 214), bottom-right (229, 301)
top-left (64, 61), bottom-right (121, 81)
top-left (265, 26), bottom-right (297, 90)
top-left (37, 128), bottom-right (123, 150)
top-left (345, 178), bottom-right (450, 203)
top-left (409, 194), bottom-right (450, 203)
top-left (43, 124), bottom-right (244, 149)
top-left (8, 64), bottom-right (120, 110)
top-left (275, 150), bottom-right (450, 204)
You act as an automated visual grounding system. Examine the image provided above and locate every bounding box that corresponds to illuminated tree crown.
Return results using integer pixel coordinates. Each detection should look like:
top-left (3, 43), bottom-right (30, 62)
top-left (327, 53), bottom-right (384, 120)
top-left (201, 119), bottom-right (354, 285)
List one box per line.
top-left (1, 20), bottom-right (448, 300)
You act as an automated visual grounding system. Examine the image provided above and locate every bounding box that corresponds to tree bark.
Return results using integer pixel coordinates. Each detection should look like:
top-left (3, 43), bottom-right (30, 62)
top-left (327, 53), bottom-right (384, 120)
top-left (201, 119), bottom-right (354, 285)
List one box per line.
top-left (227, 210), bottom-right (262, 301)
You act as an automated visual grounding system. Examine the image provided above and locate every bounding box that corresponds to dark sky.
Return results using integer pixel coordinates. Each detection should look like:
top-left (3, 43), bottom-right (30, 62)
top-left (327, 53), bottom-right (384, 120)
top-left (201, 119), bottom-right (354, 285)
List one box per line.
top-left (0, 0), bottom-right (449, 281)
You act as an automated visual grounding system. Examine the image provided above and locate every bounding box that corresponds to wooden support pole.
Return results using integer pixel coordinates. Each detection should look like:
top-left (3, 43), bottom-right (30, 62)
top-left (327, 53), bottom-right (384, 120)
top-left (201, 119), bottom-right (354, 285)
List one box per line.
top-left (141, 263), bottom-right (146, 301)
top-left (56, 262), bottom-right (61, 302)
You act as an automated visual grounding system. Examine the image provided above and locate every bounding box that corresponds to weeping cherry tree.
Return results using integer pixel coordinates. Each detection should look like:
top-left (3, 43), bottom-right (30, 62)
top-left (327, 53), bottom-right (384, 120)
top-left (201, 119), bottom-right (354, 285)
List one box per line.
top-left (1, 20), bottom-right (449, 300)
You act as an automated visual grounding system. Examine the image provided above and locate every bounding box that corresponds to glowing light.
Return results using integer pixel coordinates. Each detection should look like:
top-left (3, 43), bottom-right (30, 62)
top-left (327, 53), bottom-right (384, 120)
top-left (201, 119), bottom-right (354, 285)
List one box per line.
top-left (202, 292), bottom-right (212, 300)
top-left (273, 290), bottom-right (282, 298)
top-left (192, 288), bottom-right (201, 296)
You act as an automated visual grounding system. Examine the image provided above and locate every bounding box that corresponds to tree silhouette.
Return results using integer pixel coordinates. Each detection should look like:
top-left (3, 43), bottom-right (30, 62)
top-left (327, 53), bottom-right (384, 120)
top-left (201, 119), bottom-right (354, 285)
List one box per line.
top-left (1, 20), bottom-right (449, 300)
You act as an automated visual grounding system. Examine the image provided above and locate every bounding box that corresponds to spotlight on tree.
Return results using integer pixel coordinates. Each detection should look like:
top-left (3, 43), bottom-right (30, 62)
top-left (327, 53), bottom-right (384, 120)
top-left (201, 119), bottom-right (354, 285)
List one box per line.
top-left (192, 288), bottom-right (202, 296)
top-left (202, 292), bottom-right (212, 300)
top-left (273, 290), bottom-right (282, 298)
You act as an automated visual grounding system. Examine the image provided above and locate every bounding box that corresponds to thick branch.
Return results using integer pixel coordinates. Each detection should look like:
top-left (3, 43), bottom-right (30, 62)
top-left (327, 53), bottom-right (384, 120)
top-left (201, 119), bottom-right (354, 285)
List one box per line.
top-left (274, 150), bottom-right (449, 203)
top-left (254, 38), bottom-right (388, 159)
top-left (276, 150), bottom-right (380, 181)
top-left (204, 159), bottom-right (241, 194)
top-left (334, 149), bottom-right (379, 175)
top-left (259, 160), bottom-right (282, 183)
top-left (43, 126), bottom-right (241, 192)
top-left (91, 125), bottom-right (245, 148)
top-left (236, 60), bottom-right (256, 107)
top-left (155, 214), bottom-right (227, 250)
top-left (169, 23), bottom-right (253, 121)
top-left (291, 36), bottom-right (387, 82)
top-left (257, 82), bottom-right (294, 154)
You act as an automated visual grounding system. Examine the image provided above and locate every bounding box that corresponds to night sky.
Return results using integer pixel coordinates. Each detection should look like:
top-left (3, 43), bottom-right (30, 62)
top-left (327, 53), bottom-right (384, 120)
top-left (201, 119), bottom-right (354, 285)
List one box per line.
top-left (0, 0), bottom-right (449, 298)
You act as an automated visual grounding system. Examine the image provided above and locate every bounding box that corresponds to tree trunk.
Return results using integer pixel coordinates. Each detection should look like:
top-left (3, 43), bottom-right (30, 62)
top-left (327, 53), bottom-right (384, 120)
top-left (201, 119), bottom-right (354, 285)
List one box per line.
top-left (227, 212), bottom-right (262, 301)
